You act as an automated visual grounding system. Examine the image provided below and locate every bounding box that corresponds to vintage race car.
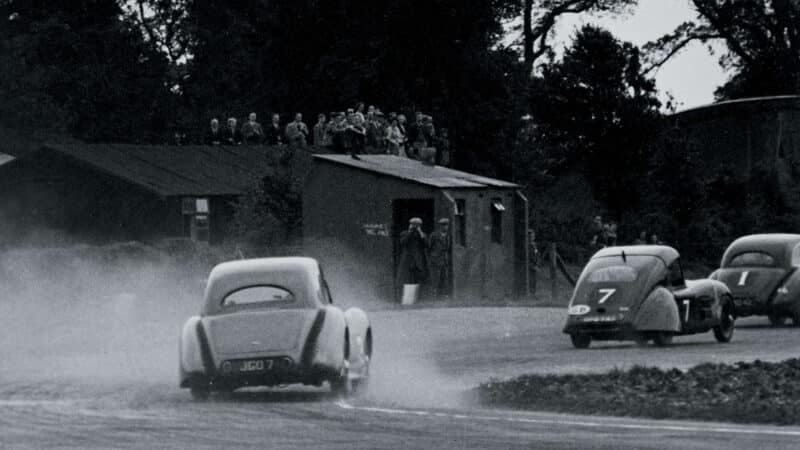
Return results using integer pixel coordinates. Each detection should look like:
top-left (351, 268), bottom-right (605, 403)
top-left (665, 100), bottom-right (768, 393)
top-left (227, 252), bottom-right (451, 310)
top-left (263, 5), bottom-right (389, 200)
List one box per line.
top-left (179, 257), bottom-right (372, 399)
top-left (710, 233), bottom-right (800, 326)
top-left (563, 246), bottom-right (735, 348)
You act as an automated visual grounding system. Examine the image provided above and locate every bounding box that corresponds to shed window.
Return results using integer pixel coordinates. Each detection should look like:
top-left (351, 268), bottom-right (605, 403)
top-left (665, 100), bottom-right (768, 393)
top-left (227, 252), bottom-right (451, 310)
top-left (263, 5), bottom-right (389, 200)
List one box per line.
top-left (490, 199), bottom-right (503, 244)
top-left (455, 199), bottom-right (466, 246)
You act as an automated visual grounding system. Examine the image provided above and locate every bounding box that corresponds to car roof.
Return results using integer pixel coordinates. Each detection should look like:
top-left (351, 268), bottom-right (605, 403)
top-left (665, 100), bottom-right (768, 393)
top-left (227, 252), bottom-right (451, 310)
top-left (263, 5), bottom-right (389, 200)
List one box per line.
top-left (592, 245), bottom-right (679, 266)
top-left (203, 257), bottom-right (322, 315)
top-left (721, 234), bottom-right (800, 267)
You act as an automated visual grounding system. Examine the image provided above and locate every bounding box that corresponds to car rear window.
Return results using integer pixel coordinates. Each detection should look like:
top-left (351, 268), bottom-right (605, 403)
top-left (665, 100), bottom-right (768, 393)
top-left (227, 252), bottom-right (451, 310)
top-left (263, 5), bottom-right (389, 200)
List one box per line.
top-left (588, 266), bottom-right (637, 282)
top-left (728, 252), bottom-right (775, 267)
top-left (221, 285), bottom-right (295, 309)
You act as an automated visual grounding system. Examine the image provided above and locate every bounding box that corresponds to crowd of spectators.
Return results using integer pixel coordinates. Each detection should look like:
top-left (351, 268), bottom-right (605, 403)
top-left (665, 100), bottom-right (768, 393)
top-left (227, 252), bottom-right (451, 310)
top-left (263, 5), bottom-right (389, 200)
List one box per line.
top-left (201, 102), bottom-right (452, 166)
top-left (588, 214), bottom-right (664, 251)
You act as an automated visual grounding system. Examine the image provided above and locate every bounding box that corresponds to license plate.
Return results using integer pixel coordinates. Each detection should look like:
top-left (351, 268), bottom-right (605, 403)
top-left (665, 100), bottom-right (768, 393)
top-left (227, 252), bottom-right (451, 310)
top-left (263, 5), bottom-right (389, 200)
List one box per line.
top-left (582, 315), bottom-right (617, 323)
top-left (239, 359), bottom-right (273, 372)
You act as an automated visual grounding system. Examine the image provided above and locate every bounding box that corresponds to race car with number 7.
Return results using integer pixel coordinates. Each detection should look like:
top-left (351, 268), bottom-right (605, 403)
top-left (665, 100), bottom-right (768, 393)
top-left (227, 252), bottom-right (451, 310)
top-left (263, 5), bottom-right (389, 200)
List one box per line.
top-left (563, 246), bottom-right (736, 348)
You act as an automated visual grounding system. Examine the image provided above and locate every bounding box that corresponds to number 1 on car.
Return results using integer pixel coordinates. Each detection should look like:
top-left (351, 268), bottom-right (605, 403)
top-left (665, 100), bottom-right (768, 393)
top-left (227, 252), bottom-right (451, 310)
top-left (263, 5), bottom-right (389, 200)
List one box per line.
top-left (598, 288), bottom-right (616, 304)
top-left (738, 271), bottom-right (749, 286)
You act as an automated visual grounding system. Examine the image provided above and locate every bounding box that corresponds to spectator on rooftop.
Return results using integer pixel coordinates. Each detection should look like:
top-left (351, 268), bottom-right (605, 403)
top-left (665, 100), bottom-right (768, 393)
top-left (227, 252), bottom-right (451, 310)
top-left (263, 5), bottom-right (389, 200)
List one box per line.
top-left (331, 112), bottom-right (347, 153)
top-left (264, 113), bottom-right (283, 145)
top-left (345, 110), bottom-right (366, 158)
top-left (386, 117), bottom-right (405, 157)
top-left (223, 117), bottom-right (241, 145)
top-left (355, 102), bottom-right (366, 123)
top-left (313, 113), bottom-right (327, 147)
top-left (241, 112), bottom-right (264, 145)
top-left (286, 113), bottom-right (309, 147)
top-left (205, 118), bottom-right (223, 145)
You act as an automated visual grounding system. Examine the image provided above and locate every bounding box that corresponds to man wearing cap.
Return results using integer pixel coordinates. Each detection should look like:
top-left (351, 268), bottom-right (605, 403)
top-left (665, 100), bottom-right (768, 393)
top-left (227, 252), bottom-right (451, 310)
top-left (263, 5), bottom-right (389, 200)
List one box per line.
top-left (428, 218), bottom-right (452, 298)
top-left (398, 217), bottom-right (429, 288)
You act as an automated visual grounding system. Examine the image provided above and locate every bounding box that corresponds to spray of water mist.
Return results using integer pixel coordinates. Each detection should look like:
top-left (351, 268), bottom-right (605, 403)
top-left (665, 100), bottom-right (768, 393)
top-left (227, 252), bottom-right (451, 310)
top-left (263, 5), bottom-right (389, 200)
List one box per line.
top-left (0, 236), bottom-right (466, 409)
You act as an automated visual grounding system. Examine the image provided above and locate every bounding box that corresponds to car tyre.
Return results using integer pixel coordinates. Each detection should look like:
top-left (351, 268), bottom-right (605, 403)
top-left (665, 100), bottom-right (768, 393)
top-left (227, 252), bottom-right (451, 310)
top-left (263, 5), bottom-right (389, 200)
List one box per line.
top-left (713, 298), bottom-right (735, 343)
top-left (190, 385), bottom-right (210, 401)
top-left (652, 332), bottom-right (673, 347)
top-left (330, 366), bottom-right (352, 398)
top-left (570, 333), bottom-right (591, 349)
top-left (633, 334), bottom-right (649, 347)
top-left (791, 309), bottom-right (800, 328)
top-left (768, 313), bottom-right (787, 327)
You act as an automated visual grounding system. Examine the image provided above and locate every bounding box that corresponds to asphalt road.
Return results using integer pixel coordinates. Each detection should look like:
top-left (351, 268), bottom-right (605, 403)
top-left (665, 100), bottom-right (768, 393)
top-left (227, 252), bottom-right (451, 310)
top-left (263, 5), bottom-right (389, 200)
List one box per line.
top-left (2, 307), bottom-right (800, 449)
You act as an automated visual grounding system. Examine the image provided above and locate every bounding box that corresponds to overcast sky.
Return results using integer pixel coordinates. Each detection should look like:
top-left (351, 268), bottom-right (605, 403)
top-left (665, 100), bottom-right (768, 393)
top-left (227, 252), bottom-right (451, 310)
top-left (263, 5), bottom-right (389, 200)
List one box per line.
top-left (551, 0), bottom-right (729, 110)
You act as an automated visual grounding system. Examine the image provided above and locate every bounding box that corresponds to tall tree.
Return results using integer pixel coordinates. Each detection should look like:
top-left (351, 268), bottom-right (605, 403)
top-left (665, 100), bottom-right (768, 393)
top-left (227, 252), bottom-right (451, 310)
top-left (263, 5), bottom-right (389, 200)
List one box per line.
top-left (0, 0), bottom-right (176, 142)
top-left (645, 0), bottom-right (800, 99)
top-left (528, 25), bottom-right (662, 213)
top-left (500, 0), bottom-right (636, 75)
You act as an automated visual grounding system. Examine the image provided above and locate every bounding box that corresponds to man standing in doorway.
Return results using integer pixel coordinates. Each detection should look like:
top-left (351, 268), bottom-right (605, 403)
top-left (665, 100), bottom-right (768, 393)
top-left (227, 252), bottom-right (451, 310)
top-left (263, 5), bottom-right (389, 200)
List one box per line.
top-left (428, 218), bottom-right (452, 299)
top-left (398, 217), bottom-right (429, 303)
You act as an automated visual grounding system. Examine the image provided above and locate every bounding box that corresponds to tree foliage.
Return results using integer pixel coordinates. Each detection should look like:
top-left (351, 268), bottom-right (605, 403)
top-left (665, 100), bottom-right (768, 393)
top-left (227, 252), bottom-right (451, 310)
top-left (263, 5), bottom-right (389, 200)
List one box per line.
top-left (643, 0), bottom-right (800, 99)
top-left (527, 25), bottom-right (662, 213)
top-left (0, 0), bottom-right (176, 142)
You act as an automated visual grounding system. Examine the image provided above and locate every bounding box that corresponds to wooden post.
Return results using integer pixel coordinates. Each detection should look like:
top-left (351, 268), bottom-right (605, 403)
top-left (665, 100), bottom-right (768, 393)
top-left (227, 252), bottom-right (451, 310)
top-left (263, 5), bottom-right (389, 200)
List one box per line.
top-left (550, 242), bottom-right (558, 303)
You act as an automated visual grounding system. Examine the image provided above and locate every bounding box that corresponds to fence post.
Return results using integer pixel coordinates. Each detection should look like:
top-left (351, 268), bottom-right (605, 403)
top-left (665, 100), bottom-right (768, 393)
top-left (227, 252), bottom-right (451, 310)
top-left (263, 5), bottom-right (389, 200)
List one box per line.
top-left (550, 242), bottom-right (558, 303)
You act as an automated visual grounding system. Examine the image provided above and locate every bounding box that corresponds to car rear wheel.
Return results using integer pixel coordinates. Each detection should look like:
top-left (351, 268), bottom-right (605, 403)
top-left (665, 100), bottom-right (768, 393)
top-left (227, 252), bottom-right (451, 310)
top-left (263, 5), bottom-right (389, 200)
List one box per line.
top-left (330, 366), bottom-right (352, 397)
top-left (633, 334), bottom-right (649, 347)
top-left (652, 332), bottom-right (673, 347)
top-left (190, 385), bottom-right (210, 401)
top-left (768, 313), bottom-right (787, 327)
top-left (570, 333), bottom-right (591, 349)
top-left (713, 298), bottom-right (735, 343)
top-left (791, 309), bottom-right (800, 327)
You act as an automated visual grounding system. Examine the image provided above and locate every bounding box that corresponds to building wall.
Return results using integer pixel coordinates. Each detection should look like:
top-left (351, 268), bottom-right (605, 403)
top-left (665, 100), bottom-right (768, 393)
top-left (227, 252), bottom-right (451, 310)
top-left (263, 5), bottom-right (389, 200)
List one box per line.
top-left (671, 99), bottom-right (800, 179)
top-left (303, 160), bottom-right (523, 302)
top-left (0, 153), bottom-right (233, 245)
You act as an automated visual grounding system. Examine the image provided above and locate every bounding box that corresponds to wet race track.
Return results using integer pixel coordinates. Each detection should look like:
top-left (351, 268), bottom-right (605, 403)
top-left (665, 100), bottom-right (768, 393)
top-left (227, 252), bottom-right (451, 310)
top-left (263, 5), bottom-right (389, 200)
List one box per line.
top-left (3, 304), bottom-right (800, 449)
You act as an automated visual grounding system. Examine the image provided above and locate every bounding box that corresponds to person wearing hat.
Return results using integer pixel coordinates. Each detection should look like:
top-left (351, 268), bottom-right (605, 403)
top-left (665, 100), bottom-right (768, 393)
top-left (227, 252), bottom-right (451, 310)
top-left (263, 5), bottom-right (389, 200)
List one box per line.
top-left (428, 218), bottom-right (452, 299)
top-left (397, 217), bottom-right (429, 298)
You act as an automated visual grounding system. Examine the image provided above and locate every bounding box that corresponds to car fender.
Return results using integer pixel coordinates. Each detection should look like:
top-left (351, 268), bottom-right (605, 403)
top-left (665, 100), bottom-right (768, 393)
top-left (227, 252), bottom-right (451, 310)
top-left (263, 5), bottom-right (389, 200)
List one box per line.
top-left (179, 316), bottom-right (206, 386)
top-left (306, 306), bottom-right (347, 371)
top-left (344, 308), bottom-right (371, 368)
top-left (633, 286), bottom-right (680, 332)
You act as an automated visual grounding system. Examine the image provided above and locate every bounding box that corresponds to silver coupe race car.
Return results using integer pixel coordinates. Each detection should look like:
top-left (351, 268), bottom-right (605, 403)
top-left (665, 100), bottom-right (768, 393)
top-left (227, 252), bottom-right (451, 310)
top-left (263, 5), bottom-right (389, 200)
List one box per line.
top-left (564, 246), bottom-right (735, 348)
top-left (179, 257), bottom-right (372, 399)
top-left (711, 233), bottom-right (800, 326)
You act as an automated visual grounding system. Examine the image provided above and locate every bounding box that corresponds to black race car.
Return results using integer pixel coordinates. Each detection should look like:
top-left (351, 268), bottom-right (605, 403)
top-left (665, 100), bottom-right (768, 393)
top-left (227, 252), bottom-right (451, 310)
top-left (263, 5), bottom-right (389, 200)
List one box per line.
top-left (564, 246), bottom-right (735, 348)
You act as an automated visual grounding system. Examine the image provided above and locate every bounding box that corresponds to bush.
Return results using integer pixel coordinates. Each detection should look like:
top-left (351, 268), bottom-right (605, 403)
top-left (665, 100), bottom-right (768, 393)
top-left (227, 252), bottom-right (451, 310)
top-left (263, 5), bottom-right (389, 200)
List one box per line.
top-left (478, 359), bottom-right (800, 425)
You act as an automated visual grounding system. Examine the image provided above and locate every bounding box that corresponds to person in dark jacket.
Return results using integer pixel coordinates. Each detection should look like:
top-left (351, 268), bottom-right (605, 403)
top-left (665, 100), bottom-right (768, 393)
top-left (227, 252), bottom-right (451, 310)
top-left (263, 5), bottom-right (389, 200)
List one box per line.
top-left (241, 112), bottom-right (264, 145)
top-left (428, 218), bottom-right (452, 298)
top-left (205, 118), bottom-right (223, 145)
top-left (222, 117), bottom-right (241, 145)
top-left (397, 217), bottom-right (429, 285)
top-left (264, 113), bottom-right (283, 145)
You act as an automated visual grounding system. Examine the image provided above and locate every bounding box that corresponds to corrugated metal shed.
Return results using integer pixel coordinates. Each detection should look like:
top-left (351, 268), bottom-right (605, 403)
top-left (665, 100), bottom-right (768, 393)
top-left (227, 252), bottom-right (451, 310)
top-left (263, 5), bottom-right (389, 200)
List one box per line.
top-left (42, 143), bottom-right (275, 196)
top-left (313, 154), bottom-right (520, 189)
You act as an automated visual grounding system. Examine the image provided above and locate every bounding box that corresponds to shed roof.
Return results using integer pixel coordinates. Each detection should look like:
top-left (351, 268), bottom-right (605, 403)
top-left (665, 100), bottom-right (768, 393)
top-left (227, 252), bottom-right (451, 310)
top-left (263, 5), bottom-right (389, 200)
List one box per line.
top-left (313, 154), bottom-right (519, 189)
top-left (0, 153), bottom-right (14, 167)
top-left (39, 143), bottom-right (275, 197)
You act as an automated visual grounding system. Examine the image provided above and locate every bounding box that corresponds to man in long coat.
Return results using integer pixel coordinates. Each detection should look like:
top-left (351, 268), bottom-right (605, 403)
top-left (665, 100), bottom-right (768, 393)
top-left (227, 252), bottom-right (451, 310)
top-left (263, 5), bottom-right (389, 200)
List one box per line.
top-left (397, 217), bottom-right (428, 285)
top-left (428, 218), bottom-right (452, 298)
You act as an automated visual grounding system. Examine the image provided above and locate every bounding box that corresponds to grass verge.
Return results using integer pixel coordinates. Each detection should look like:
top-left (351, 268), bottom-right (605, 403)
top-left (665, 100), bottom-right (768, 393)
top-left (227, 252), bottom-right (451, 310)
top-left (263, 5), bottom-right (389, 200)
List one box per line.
top-left (477, 359), bottom-right (800, 425)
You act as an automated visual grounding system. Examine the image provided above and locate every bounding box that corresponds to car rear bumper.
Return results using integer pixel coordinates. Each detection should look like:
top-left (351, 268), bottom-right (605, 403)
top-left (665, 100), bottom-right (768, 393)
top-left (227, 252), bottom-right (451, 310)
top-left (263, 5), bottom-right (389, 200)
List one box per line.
top-left (180, 358), bottom-right (340, 390)
top-left (563, 319), bottom-right (638, 341)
